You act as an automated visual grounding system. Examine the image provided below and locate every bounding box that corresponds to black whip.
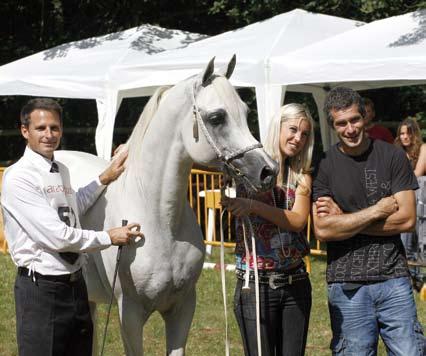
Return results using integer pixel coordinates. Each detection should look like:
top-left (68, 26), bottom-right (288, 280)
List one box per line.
top-left (100, 219), bottom-right (126, 356)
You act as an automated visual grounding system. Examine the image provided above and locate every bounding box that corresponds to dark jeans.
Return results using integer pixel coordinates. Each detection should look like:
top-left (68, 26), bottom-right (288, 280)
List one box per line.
top-left (234, 276), bottom-right (312, 356)
top-left (14, 271), bottom-right (93, 356)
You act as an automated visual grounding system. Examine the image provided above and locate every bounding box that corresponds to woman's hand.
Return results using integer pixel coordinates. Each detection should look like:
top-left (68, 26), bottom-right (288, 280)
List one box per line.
top-left (221, 196), bottom-right (254, 217)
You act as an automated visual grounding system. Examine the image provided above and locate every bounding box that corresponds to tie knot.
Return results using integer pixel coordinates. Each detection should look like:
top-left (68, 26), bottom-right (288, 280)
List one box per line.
top-left (50, 162), bottom-right (59, 173)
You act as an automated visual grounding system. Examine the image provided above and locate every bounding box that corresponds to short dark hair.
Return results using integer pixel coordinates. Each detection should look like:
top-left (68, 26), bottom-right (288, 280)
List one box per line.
top-left (323, 87), bottom-right (366, 126)
top-left (20, 98), bottom-right (63, 127)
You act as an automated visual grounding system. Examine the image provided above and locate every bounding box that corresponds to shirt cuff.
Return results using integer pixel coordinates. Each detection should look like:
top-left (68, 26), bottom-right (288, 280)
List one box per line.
top-left (99, 231), bottom-right (112, 246)
top-left (96, 176), bottom-right (105, 186)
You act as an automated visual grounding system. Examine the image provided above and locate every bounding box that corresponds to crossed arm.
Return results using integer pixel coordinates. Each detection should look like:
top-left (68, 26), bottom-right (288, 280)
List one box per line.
top-left (312, 190), bottom-right (416, 242)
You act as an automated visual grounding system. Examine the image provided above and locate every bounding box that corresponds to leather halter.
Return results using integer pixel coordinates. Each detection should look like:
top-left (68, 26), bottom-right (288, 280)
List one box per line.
top-left (191, 81), bottom-right (262, 192)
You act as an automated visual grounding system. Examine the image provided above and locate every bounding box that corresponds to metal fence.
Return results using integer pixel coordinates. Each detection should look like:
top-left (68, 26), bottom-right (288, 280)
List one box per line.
top-left (0, 167), bottom-right (327, 256)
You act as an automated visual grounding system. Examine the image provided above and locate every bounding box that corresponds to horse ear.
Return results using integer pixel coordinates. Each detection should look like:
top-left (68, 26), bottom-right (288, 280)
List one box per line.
top-left (201, 57), bottom-right (215, 86)
top-left (224, 54), bottom-right (236, 79)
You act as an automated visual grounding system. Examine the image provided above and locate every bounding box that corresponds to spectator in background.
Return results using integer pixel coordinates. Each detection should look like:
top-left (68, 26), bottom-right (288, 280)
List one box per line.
top-left (364, 97), bottom-right (394, 143)
top-left (395, 117), bottom-right (426, 177)
top-left (395, 117), bottom-right (426, 292)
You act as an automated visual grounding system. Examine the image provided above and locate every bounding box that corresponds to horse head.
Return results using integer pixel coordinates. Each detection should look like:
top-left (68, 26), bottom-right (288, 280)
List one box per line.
top-left (181, 56), bottom-right (278, 192)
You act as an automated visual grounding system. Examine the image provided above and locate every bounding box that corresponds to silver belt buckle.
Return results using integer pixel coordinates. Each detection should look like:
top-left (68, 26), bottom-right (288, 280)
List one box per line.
top-left (269, 273), bottom-right (293, 289)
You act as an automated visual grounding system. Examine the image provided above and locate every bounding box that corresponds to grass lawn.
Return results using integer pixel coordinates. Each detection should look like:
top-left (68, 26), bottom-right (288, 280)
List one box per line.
top-left (0, 251), bottom-right (424, 355)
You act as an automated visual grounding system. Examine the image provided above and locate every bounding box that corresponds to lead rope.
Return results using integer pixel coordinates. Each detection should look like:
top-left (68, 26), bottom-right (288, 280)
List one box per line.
top-left (219, 177), bottom-right (233, 356)
top-left (219, 177), bottom-right (264, 356)
top-left (220, 208), bottom-right (230, 356)
top-left (247, 214), bottom-right (262, 356)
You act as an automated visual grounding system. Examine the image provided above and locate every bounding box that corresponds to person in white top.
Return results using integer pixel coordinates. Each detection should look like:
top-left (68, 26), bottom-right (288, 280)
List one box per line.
top-left (1, 98), bottom-right (144, 356)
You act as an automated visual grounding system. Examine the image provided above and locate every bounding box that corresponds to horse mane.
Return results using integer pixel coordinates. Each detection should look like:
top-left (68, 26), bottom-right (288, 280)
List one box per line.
top-left (125, 86), bottom-right (171, 170)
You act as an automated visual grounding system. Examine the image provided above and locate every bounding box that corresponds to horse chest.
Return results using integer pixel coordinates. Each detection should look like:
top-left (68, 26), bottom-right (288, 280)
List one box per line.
top-left (122, 239), bottom-right (204, 298)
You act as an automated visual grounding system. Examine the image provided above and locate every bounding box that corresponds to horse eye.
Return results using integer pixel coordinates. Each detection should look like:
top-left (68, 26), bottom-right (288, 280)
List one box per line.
top-left (208, 111), bottom-right (226, 126)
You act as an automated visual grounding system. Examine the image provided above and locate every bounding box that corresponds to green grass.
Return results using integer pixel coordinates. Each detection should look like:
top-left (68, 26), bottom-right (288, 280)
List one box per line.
top-left (0, 251), bottom-right (424, 355)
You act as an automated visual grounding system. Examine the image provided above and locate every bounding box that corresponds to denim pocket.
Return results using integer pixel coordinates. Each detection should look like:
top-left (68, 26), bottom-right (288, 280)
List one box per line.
top-left (327, 283), bottom-right (337, 301)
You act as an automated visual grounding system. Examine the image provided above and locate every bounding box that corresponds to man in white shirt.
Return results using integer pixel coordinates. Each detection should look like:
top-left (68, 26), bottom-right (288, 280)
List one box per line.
top-left (1, 98), bottom-right (144, 356)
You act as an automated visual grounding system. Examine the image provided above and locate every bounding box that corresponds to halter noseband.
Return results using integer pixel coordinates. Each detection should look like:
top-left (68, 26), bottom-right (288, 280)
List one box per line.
top-left (191, 81), bottom-right (262, 192)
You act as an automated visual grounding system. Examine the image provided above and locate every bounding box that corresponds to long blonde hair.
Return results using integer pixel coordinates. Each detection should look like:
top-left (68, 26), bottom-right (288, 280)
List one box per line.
top-left (264, 103), bottom-right (314, 193)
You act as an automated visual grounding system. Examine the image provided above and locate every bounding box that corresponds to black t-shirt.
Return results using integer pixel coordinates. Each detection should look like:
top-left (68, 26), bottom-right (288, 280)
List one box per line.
top-left (313, 139), bottom-right (418, 283)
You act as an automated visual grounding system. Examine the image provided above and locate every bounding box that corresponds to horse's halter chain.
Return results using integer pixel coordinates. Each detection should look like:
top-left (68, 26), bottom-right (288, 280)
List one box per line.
top-left (191, 82), bottom-right (262, 192)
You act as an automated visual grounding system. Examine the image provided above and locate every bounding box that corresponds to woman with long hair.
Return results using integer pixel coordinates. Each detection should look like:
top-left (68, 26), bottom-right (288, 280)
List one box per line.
top-left (395, 117), bottom-right (426, 177)
top-left (395, 117), bottom-right (425, 292)
top-left (222, 103), bottom-right (314, 356)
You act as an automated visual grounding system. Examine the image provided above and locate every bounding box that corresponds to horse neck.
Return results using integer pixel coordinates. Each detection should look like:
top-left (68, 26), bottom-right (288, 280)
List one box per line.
top-left (120, 86), bottom-right (193, 226)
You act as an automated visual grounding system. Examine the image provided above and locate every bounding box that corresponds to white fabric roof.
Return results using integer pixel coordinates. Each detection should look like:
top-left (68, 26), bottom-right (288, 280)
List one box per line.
top-left (0, 25), bottom-right (205, 156)
top-left (0, 10), bottom-right (361, 158)
top-left (271, 10), bottom-right (426, 88)
top-left (268, 9), bottom-right (426, 147)
top-left (110, 9), bottom-right (361, 152)
top-left (0, 25), bottom-right (205, 99)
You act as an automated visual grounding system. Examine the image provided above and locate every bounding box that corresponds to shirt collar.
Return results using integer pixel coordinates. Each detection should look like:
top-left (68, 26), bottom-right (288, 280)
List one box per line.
top-left (23, 146), bottom-right (57, 172)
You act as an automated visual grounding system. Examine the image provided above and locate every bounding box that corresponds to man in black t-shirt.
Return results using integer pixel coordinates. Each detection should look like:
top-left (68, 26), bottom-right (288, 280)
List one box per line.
top-left (312, 87), bottom-right (425, 355)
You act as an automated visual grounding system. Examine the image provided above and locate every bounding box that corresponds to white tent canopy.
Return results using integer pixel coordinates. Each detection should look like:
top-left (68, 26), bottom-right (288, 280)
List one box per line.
top-left (108, 9), bottom-right (361, 156)
top-left (270, 9), bottom-right (426, 147)
top-left (0, 24), bottom-right (205, 156)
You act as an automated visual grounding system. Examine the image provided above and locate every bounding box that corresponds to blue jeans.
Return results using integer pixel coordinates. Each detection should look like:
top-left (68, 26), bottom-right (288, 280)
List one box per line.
top-left (234, 276), bottom-right (311, 356)
top-left (328, 277), bottom-right (425, 356)
top-left (401, 232), bottom-right (423, 284)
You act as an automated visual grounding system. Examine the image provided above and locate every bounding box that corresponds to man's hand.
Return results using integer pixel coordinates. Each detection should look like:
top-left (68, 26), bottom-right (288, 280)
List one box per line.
top-left (315, 196), bottom-right (343, 217)
top-left (221, 196), bottom-right (253, 217)
top-left (372, 196), bottom-right (398, 219)
top-left (108, 223), bottom-right (144, 246)
top-left (99, 147), bottom-right (128, 185)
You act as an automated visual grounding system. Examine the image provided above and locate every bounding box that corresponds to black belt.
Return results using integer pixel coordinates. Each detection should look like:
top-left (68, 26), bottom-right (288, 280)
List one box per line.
top-left (18, 267), bottom-right (82, 283)
top-left (236, 269), bottom-right (309, 290)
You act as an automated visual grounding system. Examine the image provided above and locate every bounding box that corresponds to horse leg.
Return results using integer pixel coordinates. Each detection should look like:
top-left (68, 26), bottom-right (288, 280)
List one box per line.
top-left (118, 295), bottom-right (149, 356)
top-left (163, 288), bottom-right (196, 356)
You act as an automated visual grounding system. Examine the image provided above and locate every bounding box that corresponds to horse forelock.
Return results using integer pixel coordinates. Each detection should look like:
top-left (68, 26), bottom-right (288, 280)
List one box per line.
top-left (207, 76), bottom-right (247, 125)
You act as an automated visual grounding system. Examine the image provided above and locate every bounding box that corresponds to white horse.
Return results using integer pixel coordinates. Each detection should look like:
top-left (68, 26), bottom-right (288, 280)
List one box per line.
top-left (56, 57), bottom-right (277, 355)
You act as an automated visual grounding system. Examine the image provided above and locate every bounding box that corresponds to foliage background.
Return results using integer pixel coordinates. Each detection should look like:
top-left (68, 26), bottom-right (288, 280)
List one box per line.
top-left (0, 0), bottom-right (426, 162)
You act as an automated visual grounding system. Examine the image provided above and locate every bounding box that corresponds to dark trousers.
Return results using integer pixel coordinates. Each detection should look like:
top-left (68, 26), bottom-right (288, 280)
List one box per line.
top-left (234, 277), bottom-right (312, 356)
top-left (14, 271), bottom-right (93, 356)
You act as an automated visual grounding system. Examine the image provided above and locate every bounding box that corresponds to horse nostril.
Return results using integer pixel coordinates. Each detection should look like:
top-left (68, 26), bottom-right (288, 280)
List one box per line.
top-left (260, 166), bottom-right (275, 182)
top-left (260, 166), bottom-right (277, 189)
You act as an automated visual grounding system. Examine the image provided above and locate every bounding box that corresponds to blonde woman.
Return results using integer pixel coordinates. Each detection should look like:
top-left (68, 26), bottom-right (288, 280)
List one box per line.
top-left (222, 103), bottom-right (314, 356)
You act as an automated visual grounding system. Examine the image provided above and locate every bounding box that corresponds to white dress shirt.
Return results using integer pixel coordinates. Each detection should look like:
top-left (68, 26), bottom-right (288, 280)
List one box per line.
top-left (1, 147), bottom-right (111, 275)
